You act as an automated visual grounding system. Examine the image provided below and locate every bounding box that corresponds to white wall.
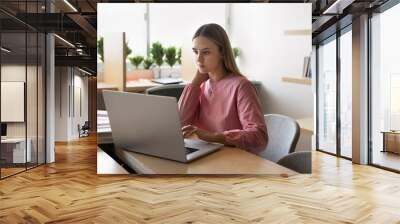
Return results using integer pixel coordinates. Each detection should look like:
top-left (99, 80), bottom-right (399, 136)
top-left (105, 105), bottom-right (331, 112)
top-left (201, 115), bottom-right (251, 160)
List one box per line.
top-left (1, 64), bottom-right (46, 162)
top-left (1, 65), bottom-right (35, 137)
top-left (230, 3), bottom-right (312, 119)
top-left (55, 67), bottom-right (69, 141)
top-left (55, 67), bottom-right (89, 141)
top-left (72, 74), bottom-right (89, 138)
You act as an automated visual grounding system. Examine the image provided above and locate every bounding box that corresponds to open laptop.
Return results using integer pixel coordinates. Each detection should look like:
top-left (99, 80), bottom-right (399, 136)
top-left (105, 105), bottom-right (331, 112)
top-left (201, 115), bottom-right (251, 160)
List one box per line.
top-left (103, 90), bottom-right (223, 163)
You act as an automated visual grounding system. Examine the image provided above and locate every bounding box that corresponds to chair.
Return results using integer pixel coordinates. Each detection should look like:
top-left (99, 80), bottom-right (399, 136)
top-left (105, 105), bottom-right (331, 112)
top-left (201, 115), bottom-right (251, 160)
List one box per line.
top-left (145, 84), bottom-right (186, 101)
top-left (79, 121), bottom-right (90, 138)
top-left (277, 151), bottom-right (311, 173)
top-left (259, 114), bottom-right (300, 162)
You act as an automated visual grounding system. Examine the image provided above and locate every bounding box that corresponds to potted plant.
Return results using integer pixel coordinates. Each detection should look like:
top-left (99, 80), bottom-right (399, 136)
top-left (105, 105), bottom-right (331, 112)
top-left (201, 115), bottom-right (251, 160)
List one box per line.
top-left (150, 42), bottom-right (165, 78)
top-left (165, 46), bottom-right (177, 77)
top-left (143, 58), bottom-right (154, 70)
top-left (127, 55), bottom-right (153, 81)
top-left (129, 55), bottom-right (144, 69)
top-left (176, 48), bottom-right (182, 65)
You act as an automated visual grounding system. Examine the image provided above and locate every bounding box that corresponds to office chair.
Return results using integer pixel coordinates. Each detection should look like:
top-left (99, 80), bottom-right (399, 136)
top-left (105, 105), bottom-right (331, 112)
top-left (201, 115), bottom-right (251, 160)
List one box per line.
top-left (79, 121), bottom-right (90, 138)
top-left (259, 114), bottom-right (300, 162)
top-left (277, 151), bottom-right (311, 174)
top-left (145, 84), bottom-right (186, 101)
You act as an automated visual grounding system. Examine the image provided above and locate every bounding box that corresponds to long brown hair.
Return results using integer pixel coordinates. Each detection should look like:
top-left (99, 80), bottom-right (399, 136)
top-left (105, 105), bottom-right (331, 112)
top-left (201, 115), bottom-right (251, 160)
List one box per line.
top-left (193, 23), bottom-right (242, 76)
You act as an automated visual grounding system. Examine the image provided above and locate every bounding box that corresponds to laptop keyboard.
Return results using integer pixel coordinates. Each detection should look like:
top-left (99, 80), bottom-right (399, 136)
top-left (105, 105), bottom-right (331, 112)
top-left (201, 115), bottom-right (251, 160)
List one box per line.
top-left (185, 147), bottom-right (199, 154)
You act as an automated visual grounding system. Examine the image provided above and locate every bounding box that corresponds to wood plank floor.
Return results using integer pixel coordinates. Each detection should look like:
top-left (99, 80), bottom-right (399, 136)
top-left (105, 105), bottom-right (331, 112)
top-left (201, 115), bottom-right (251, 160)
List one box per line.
top-left (373, 151), bottom-right (400, 171)
top-left (1, 167), bottom-right (26, 178)
top-left (1, 135), bottom-right (400, 223)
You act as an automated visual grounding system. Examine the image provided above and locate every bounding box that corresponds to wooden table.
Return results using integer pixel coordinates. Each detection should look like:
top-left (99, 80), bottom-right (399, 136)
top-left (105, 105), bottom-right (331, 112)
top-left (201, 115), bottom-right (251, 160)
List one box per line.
top-left (381, 131), bottom-right (400, 154)
top-left (113, 145), bottom-right (297, 175)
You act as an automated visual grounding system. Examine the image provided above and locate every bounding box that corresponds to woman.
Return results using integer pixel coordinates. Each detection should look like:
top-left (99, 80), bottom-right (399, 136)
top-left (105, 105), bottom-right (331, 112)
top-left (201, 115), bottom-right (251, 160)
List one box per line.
top-left (178, 23), bottom-right (268, 154)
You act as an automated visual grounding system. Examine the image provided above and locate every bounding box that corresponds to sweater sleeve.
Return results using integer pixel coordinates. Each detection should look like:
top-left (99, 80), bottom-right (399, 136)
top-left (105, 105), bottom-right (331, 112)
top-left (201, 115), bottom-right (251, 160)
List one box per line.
top-left (222, 81), bottom-right (268, 154)
top-left (178, 83), bottom-right (202, 127)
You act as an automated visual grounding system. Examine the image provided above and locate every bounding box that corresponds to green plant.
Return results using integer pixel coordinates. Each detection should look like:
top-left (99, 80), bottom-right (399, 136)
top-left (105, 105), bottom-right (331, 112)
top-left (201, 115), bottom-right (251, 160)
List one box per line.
top-left (97, 37), bottom-right (104, 62)
top-left (124, 41), bottom-right (132, 60)
top-left (176, 48), bottom-right (182, 65)
top-left (233, 47), bottom-right (240, 59)
top-left (165, 47), bottom-right (177, 68)
top-left (150, 42), bottom-right (165, 67)
top-left (143, 58), bottom-right (154, 70)
top-left (129, 55), bottom-right (144, 69)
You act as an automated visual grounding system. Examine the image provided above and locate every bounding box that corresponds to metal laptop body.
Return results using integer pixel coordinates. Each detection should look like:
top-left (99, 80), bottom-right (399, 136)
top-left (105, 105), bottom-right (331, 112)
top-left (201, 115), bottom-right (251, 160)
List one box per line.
top-left (103, 90), bottom-right (223, 163)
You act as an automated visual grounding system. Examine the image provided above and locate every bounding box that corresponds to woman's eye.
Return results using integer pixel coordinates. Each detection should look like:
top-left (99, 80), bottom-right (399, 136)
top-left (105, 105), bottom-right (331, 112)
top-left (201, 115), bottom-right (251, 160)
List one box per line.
top-left (203, 51), bottom-right (210, 55)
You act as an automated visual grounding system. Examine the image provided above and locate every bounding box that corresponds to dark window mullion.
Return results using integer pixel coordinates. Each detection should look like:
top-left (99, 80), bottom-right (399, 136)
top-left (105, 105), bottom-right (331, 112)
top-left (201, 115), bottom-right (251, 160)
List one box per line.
top-left (36, 2), bottom-right (39, 167)
top-left (316, 44), bottom-right (320, 150)
top-left (336, 29), bottom-right (341, 158)
top-left (0, 28), bottom-right (2, 179)
top-left (367, 11), bottom-right (373, 165)
top-left (25, 0), bottom-right (28, 171)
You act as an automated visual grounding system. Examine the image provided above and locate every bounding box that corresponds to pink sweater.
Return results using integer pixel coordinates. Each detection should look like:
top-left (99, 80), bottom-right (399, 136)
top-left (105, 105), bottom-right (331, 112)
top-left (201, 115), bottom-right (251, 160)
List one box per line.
top-left (178, 74), bottom-right (268, 154)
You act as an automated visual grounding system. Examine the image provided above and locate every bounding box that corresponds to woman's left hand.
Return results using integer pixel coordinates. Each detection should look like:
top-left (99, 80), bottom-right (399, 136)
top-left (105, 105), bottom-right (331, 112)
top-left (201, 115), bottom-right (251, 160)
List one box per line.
top-left (182, 125), bottom-right (225, 144)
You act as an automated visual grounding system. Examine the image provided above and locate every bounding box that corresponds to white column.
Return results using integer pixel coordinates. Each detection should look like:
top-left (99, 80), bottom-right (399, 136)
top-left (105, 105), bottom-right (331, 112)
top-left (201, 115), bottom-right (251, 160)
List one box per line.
top-left (46, 33), bottom-right (55, 163)
top-left (352, 14), bottom-right (369, 164)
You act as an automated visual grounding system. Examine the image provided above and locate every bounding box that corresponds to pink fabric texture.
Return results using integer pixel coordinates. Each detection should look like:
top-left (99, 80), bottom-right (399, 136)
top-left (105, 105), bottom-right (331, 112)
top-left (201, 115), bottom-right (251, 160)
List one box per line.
top-left (178, 74), bottom-right (268, 154)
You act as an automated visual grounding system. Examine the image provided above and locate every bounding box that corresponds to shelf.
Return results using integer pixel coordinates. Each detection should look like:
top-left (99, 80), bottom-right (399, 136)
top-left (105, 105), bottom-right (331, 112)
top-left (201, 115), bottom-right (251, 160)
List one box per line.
top-left (283, 29), bottom-right (311, 36)
top-left (282, 77), bottom-right (311, 85)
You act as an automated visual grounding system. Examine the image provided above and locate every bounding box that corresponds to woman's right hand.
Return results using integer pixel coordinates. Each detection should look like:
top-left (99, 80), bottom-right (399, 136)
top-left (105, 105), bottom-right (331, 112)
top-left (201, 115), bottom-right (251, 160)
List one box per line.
top-left (191, 70), bottom-right (209, 87)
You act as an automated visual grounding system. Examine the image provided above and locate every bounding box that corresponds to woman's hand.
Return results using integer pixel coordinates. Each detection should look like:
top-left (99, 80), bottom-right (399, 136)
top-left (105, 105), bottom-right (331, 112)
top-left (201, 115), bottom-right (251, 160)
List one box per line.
top-left (191, 70), bottom-right (209, 87)
top-left (182, 125), bottom-right (225, 144)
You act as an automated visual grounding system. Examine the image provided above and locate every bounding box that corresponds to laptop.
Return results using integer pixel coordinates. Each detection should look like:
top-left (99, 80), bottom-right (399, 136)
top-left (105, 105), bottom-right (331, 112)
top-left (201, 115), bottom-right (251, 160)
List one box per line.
top-left (103, 90), bottom-right (223, 163)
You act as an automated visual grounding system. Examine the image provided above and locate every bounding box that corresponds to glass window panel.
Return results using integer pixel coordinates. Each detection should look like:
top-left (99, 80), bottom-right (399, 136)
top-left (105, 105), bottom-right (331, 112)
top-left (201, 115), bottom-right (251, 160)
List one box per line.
top-left (27, 31), bottom-right (38, 169)
top-left (1, 31), bottom-right (27, 177)
top-left (318, 37), bottom-right (337, 154)
top-left (390, 74), bottom-right (400, 130)
top-left (371, 3), bottom-right (400, 171)
top-left (340, 29), bottom-right (352, 158)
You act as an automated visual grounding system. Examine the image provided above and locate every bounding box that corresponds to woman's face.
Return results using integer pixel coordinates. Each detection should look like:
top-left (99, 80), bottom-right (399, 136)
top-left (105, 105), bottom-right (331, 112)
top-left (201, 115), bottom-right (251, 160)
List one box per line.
top-left (192, 36), bottom-right (223, 74)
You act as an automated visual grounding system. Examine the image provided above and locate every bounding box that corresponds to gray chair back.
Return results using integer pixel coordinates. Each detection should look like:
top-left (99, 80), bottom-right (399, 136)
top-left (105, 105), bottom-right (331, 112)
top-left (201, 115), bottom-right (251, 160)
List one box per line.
top-left (277, 151), bottom-right (311, 174)
top-left (259, 114), bottom-right (300, 162)
top-left (145, 84), bottom-right (185, 101)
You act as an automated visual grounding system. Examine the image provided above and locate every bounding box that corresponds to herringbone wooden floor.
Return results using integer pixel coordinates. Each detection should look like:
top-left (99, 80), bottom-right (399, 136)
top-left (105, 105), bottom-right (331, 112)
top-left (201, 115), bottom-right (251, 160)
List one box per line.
top-left (1, 135), bottom-right (400, 223)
